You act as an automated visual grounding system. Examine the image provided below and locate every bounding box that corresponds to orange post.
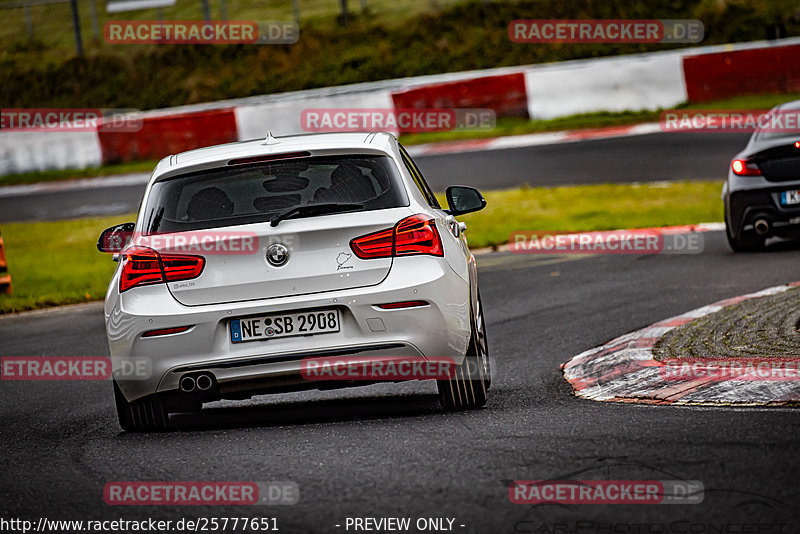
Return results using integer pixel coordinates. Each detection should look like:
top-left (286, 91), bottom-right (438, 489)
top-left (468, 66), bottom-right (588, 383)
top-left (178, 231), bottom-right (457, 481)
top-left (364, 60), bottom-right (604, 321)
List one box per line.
top-left (0, 228), bottom-right (11, 295)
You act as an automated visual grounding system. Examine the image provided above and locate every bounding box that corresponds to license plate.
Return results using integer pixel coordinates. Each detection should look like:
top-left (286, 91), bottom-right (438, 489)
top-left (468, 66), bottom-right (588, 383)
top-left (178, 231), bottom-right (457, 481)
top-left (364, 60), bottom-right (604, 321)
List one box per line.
top-left (230, 309), bottom-right (340, 343)
top-left (780, 190), bottom-right (800, 205)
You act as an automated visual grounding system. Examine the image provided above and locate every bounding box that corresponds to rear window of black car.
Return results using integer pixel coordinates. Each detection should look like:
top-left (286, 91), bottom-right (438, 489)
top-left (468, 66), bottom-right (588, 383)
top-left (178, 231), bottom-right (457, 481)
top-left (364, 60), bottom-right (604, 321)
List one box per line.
top-left (141, 155), bottom-right (409, 234)
top-left (755, 101), bottom-right (800, 142)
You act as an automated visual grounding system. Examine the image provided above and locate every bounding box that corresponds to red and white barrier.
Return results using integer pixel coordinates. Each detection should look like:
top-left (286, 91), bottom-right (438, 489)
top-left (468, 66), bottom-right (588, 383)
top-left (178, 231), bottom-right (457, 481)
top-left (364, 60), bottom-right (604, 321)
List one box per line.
top-left (683, 43), bottom-right (800, 103)
top-left (3, 37), bottom-right (800, 176)
top-left (234, 90), bottom-right (397, 140)
top-left (391, 73), bottom-right (529, 120)
top-left (523, 51), bottom-right (687, 119)
top-left (0, 131), bottom-right (103, 176)
top-left (98, 108), bottom-right (238, 164)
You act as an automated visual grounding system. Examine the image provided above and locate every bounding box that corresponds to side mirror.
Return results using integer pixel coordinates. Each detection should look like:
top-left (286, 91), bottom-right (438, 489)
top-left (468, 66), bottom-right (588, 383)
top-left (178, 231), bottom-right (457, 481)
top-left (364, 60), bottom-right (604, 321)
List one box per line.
top-left (97, 222), bottom-right (135, 253)
top-left (445, 186), bottom-right (486, 216)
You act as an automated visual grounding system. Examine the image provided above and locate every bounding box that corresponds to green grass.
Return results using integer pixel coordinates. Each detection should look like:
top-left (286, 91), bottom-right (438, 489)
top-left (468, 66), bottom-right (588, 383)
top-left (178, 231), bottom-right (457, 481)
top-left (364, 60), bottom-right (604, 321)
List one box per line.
top-left (681, 92), bottom-right (800, 111)
top-left (0, 0), bottom-right (464, 64)
top-left (0, 214), bottom-right (132, 313)
top-left (439, 180), bottom-right (724, 250)
top-left (4, 0), bottom-right (800, 110)
top-left (0, 179), bottom-right (723, 313)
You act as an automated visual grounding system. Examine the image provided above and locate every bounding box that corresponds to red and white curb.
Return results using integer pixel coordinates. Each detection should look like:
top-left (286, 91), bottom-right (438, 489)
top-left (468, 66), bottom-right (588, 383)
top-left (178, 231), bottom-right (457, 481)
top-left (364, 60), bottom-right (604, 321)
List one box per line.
top-left (562, 282), bottom-right (800, 406)
top-left (406, 123), bottom-right (662, 157)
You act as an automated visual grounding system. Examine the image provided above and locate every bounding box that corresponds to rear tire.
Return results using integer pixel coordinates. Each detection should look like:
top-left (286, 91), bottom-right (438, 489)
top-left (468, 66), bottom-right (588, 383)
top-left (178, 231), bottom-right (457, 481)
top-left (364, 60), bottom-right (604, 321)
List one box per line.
top-left (113, 380), bottom-right (169, 432)
top-left (725, 218), bottom-right (766, 252)
top-left (474, 291), bottom-right (491, 390)
top-left (437, 295), bottom-right (489, 411)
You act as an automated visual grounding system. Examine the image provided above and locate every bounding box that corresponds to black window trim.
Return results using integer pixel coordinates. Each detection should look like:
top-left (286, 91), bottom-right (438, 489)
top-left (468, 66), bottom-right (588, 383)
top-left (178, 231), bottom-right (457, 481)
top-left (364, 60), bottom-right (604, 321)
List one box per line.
top-left (399, 145), bottom-right (441, 209)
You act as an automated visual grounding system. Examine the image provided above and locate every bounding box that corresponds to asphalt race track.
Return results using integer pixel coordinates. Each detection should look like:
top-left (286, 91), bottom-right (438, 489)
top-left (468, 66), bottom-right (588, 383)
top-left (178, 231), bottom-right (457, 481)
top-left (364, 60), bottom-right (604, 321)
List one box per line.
top-left (417, 131), bottom-right (749, 191)
top-left (1, 231), bottom-right (799, 531)
top-left (0, 131), bottom-right (749, 222)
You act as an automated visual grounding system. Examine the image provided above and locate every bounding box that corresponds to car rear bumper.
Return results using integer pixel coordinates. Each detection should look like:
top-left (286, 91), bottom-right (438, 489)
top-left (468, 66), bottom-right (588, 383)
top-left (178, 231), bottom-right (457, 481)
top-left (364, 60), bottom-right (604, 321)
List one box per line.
top-left (725, 178), bottom-right (800, 239)
top-left (106, 255), bottom-right (470, 403)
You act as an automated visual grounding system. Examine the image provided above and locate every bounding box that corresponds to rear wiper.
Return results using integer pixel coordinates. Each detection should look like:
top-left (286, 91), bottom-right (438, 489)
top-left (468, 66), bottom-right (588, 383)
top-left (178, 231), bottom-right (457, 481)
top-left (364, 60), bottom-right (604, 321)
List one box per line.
top-left (270, 203), bottom-right (364, 227)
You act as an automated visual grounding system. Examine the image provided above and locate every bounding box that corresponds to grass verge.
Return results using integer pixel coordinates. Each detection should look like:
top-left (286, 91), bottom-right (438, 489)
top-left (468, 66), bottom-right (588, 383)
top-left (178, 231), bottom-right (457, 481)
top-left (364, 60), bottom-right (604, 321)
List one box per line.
top-left (3, 0), bottom-right (799, 109)
top-left (0, 214), bottom-right (132, 314)
top-left (438, 180), bottom-right (723, 251)
top-left (0, 180), bottom-right (723, 314)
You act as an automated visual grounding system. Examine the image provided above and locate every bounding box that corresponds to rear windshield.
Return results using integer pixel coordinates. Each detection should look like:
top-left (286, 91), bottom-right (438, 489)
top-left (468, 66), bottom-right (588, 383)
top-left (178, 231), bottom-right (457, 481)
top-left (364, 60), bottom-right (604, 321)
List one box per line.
top-left (755, 101), bottom-right (800, 142)
top-left (141, 155), bottom-right (409, 234)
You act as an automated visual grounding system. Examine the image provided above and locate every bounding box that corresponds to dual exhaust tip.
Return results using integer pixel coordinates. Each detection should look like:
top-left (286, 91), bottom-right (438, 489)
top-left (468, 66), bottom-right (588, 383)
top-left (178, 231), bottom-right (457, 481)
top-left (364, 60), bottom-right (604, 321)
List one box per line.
top-left (179, 372), bottom-right (215, 393)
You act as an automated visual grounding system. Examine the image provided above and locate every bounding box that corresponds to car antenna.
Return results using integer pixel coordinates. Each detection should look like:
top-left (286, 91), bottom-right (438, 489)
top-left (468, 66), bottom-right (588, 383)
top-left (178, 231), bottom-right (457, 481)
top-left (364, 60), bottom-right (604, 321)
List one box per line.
top-left (262, 131), bottom-right (280, 146)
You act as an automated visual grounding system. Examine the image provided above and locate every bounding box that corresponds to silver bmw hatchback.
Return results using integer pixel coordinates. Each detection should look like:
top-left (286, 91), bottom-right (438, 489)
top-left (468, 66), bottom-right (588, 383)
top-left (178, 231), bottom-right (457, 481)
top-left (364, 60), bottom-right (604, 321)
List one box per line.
top-left (98, 132), bottom-right (490, 431)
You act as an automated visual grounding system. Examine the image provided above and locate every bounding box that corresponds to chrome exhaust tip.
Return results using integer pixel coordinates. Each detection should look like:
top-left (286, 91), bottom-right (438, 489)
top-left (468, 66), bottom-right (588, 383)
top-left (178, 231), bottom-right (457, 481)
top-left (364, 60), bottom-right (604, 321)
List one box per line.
top-left (196, 373), bottom-right (214, 391)
top-left (179, 375), bottom-right (196, 393)
top-left (754, 218), bottom-right (771, 236)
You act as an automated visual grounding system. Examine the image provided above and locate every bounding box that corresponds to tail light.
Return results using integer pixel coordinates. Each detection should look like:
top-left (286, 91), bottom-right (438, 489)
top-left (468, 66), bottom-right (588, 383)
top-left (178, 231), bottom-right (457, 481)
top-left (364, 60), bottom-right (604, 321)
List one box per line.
top-left (731, 159), bottom-right (761, 176)
top-left (119, 246), bottom-right (205, 293)
top-left (227, 151), bottom-right (311, 166)
top-left (350, 214), bottom-right (444, 259)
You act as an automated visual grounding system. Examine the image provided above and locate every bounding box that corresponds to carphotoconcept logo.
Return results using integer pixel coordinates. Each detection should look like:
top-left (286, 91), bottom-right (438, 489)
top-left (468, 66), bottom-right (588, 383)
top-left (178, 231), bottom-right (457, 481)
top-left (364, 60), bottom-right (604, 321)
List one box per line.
top-left (509, 19), bottom-right (703, 44)
top-left (104, 21), bottom-right (298, 44)
top-left (508, 464), bottom-right (793, 533)
top-left (510, 230), bottom-right (704, 255)
top-left (0, 108), bottom-right (141, 132)
top-left (300, 108), bottom-right (495, 133)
